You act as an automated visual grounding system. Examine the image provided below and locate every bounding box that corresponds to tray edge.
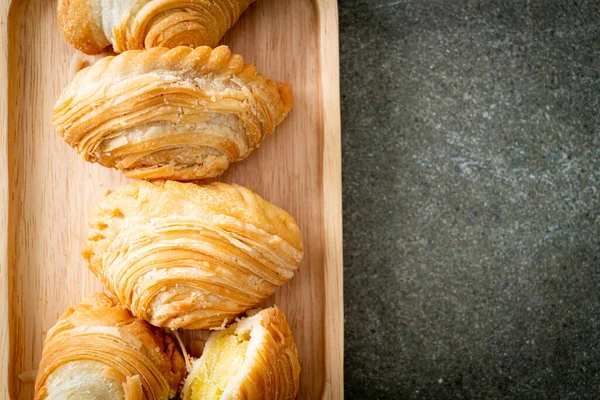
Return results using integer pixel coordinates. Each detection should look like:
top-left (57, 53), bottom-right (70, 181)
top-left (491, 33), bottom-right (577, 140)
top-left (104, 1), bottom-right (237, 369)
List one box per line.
top-left (317, 0), bottom-right (344, 399)
top-left (1, 0), bottom-right (10, 396)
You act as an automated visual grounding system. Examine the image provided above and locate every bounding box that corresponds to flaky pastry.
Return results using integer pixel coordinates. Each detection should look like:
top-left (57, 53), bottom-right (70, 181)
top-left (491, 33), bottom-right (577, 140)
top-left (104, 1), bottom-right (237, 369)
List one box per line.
top-left (34, 293), bottom-right (186, 400)
top-left (83, 180), bottom-right (303, 329)
top-left (53, 46), bottom-right (293, 180)
top-left (182, 306), bottom-right (300, 400)
top-left (58, 0), bottom-right (255, 54)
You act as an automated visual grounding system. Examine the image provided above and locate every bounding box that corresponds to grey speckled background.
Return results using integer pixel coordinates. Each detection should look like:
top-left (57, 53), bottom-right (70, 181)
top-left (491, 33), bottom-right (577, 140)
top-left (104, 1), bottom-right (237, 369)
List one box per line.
top-left (340, 0), bottom-right (600, 398)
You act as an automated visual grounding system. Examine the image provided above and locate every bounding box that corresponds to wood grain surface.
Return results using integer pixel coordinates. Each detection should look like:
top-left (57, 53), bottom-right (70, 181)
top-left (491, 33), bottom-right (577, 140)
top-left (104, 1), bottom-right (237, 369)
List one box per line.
top-left (0, 0), bottom-right (9, 397)
top-left (0, 0), bottom-right (343, 398)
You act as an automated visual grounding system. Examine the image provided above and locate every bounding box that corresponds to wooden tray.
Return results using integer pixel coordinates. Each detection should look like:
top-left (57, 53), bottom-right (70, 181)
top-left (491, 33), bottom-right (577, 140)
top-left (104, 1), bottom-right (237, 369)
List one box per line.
top-left (0, 0), bottom-right (343, 398)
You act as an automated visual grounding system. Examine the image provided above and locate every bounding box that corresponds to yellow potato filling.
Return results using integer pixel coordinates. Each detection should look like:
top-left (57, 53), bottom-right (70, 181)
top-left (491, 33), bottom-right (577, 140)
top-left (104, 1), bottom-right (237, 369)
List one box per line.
top-left (189, 331), bottom-right (250, 399)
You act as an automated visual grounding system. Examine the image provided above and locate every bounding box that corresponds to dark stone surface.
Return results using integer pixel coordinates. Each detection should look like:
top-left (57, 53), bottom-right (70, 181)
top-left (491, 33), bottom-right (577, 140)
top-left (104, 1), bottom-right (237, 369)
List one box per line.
top-left (340, 1), bottom-right (600, 398)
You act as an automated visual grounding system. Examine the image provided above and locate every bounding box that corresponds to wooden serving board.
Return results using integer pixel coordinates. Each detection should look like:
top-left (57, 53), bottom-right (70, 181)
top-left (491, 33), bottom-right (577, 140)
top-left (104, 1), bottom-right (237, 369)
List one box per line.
top-left (0, 0), bottom-right (343, 398)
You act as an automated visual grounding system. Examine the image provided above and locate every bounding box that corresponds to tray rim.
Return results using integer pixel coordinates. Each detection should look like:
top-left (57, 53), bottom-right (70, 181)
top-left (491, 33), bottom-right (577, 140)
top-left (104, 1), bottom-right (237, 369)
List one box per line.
top-left (316, 1), bottom-right (344, 399)
top-left (0, 0), bottom-right (343, 398)
top-left (1, 0), bottom-right (10, 396)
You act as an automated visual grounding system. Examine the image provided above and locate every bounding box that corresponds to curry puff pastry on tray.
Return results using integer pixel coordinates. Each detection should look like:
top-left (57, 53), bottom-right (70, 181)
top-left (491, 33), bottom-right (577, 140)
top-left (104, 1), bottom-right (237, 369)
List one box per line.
top-left (58, 0), bottom-right (255, 54)
top-left (53, 46), bottom-right (293, 180)
top-left (34, 293), bottom-right (186, 400)
top-left (83, 180), bottom-right (303, 330)
top-left (182, 306), bottom-right (300, 400)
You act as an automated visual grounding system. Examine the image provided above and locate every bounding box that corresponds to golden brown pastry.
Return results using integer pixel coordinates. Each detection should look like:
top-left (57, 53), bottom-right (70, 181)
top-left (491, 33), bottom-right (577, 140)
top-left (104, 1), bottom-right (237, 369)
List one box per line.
top-left (34, 293), bottom-right (186, 400)
top-left (182, 306), bottom-right (300, 400)
top-left (58, 0), bottom-right (255, 54)
top-left (83, 180), bottom-right (303, 329)
top-left (53, 46), bottom-right (293, 180)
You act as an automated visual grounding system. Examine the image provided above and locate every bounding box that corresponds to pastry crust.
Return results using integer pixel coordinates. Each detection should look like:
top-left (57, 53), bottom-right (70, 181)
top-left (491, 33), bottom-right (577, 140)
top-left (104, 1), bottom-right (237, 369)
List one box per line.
top-left (182, 306), bottom-right (301, 400)
top-left (83, 180), bottom-right (303, 329)
top-left (34, 293), bottom-right (186, 400)
top-left (57, 0), bottom-right (256, 54)
top-left (53, 45), bottom-right (292, 180)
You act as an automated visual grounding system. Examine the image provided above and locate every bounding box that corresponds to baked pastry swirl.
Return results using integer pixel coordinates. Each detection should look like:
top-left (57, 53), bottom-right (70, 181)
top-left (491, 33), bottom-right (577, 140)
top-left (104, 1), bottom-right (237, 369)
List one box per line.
top-left (182, 306), bottom-right (300, 400)
top-left (83, 180), bottom-right (303, 329)
top-left (34, 293), bottom-right (186, 400)
top-left (58, 0), bottom-right (256, 54)
top-left (53, 45), bottom-right (293, 180)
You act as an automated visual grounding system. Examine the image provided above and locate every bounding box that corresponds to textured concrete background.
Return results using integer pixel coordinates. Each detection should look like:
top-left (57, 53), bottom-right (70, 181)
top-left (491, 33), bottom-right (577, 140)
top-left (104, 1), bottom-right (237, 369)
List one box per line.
top-left (340, 0), bottom-right (600, 398)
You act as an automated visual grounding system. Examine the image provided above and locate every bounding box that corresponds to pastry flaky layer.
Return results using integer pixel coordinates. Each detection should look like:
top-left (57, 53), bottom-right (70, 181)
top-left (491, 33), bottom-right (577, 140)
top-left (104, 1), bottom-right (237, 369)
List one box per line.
top-left (83, 180), bottom-right (303, 329)
top-left (182, 306), bottom-right (300, 400)
top-left (34, 293), bottom-right (186, 400)
top-left (57, 0), bottom-right (256, 54)
top-left (53, 45), bottom-right (293, 180)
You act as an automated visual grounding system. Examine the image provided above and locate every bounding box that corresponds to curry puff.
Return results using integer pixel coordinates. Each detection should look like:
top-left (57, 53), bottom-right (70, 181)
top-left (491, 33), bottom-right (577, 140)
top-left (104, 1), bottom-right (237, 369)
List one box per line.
top-left (58, 0), bottom-right (255, 54)
top-left (83, 180), bottom-right (303, 330)
top-left (53, 46), bottom-right (293, 180)
top-left (34, 293), bottom-right (186, 400)
top-left (182, 306), bottom-right (300, 400)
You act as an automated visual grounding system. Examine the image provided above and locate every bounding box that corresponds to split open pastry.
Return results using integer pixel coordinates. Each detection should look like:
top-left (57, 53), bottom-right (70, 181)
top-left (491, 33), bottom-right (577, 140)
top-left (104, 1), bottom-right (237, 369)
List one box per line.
top-left (57, 0), bottom-right (255, 54)
top-left (53, 45), bottom-right (293, 180)
top-left (34, 293), bottom-right (186, 400)
top-left (83, 180), bottom-right (303, 329)
top-left (182, 306), bottom-right (300, 400)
